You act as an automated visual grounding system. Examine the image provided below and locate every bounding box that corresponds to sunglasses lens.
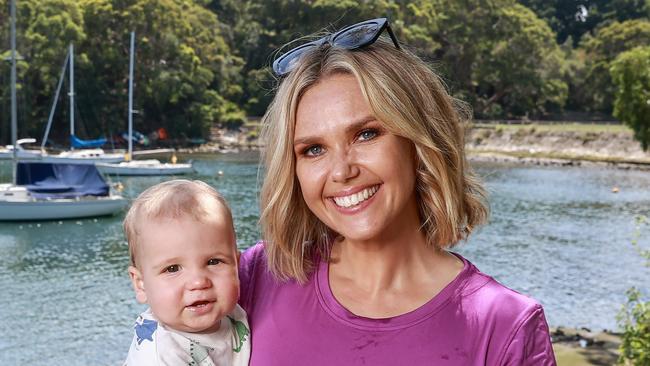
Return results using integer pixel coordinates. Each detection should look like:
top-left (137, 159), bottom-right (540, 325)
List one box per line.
top-left (333, 22), bottom-right (381, 49)
top-left (274, 44), bottom-right (316, 76)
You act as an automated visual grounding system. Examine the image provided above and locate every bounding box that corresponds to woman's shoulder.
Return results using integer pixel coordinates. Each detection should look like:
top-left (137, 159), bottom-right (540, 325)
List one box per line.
top-left (238, 242), bottom-right (270, 310)
top-left (457, 255), bottom-right (545, 324)
top-left (456, 256), bottom-right (555, 363)
top-left (239, 241), bottom-right (267, 270)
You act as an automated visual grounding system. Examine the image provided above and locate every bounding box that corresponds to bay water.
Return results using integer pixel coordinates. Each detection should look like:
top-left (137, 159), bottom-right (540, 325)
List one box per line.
top-left (0, 152), bottom-right (648, 365)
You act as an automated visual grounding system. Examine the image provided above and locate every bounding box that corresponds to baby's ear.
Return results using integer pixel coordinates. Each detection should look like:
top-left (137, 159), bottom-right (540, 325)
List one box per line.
top-left (128, 266), bottom-right (148, 304)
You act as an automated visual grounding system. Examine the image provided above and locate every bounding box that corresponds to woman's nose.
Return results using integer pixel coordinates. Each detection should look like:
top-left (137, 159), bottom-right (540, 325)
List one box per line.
top-left (330, 149), bottom-right (360, 183)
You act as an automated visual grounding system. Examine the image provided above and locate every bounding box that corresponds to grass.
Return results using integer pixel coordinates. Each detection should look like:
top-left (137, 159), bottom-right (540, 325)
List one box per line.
top-left (471, 122), bottom-right (632, 134)
top-left (467, 149), bottom-right (650, 165)
top-left (554, 344), bottom-right (595, 366)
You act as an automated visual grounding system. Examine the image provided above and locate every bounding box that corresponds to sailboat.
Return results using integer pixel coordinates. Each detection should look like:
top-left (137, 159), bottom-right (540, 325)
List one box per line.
top-left (0, 0), bottom-right (127, 221)
top-left (96, 32), bottom-right (194, 176)
top-left (0, 138), bottom-right (42, 160)
top-left (37, 44), bottom-right (125, 164)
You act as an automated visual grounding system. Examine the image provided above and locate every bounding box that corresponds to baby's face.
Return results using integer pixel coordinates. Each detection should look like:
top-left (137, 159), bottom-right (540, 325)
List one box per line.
top-left (129, 213), bottom-right (239, 333)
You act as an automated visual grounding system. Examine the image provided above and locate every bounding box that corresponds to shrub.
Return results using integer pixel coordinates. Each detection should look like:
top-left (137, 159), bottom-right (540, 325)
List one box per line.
top-left (618, 215), bottom-right (650, 365)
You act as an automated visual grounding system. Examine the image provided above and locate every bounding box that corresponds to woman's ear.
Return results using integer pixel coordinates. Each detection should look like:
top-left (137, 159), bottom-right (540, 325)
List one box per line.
top-left (128, 266), bottom-right (148, 304)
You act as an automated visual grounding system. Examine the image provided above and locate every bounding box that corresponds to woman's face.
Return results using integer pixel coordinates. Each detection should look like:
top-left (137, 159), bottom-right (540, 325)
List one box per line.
top-left (293, 73), bottom-right (420, 243)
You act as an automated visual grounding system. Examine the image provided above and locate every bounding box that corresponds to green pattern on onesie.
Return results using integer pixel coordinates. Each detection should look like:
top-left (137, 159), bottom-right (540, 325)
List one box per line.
top-left (227, 316), bottom-right (250, 353)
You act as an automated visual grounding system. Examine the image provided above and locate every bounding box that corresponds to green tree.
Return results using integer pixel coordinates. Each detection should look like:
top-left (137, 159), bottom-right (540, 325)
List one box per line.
top-left (521, 0), bottom-right (650, 45)
top-left (77, 0), bottom-right (245, 141)
top-left (579, 19), bottom-right (650, 113)
top-left (610, 46), bottom-right (650, 151)
top-left (403, 0), bottom-right (567, 118)
top-left (0, 0), bottom-right (85, 145)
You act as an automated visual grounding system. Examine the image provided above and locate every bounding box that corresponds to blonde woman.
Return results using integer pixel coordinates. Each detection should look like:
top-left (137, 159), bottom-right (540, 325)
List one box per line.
top-left (240, 18), bottom-right (555, 365)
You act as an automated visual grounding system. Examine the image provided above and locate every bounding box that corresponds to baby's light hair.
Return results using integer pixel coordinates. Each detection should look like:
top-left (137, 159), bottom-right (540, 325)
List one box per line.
top-left (123, 179), bottom-right (233, 267)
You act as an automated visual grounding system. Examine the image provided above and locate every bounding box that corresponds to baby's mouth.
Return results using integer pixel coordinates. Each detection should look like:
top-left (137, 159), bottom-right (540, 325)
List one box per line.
top-left (186, 300), bottom-right (213, 311)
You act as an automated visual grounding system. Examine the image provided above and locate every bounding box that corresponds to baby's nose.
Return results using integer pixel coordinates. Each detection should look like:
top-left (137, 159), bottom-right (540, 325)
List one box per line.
top-left (186, 270), bottom-right (211, 290)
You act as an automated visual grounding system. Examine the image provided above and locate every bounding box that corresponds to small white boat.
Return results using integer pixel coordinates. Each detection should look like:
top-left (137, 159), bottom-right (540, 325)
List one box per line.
top-left (39, 148), bottom-right (125, 164)
top-left (0, 185), bottom-right (127, 220)
top-left (0, 162), bottom-right (127, 221)
top-left (0, 138), bottom-right (43, 160)
top-left (96, 32), bottom-right (193, 176)
top-left (96, 159), bottom-right (194, 176)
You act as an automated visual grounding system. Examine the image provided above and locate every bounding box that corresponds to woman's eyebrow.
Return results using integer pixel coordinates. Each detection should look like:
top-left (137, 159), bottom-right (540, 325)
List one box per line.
top-left (293, 115), bottom-right (377, 146)
top-left (344, 116), bottom-right (377, 134)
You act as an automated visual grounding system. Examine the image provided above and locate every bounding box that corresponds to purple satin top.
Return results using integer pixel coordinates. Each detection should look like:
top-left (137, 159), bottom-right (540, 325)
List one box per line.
top-left (239, 243), bottom-right (556, 365)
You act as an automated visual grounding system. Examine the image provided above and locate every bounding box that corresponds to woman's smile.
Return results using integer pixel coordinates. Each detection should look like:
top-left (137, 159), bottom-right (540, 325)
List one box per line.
top-left (330, 184), bottom-right (380, 209)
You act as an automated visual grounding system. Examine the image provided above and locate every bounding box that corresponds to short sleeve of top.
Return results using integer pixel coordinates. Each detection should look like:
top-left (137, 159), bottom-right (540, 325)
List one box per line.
top-left (238, 242), bottom-right (556, 366)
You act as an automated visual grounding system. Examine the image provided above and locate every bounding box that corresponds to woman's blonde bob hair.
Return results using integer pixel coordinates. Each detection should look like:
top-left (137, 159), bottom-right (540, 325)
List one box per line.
top-left (260, 38), bottom-right (488, 283)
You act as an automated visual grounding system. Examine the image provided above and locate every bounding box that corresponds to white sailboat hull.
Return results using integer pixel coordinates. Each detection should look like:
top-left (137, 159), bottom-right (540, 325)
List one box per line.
top-left (96, 160), bottom-right (194, 176)
top-left (0, 185), bottom-right (127, 221)
top-left (0, 149), bottom-right (43, 160)
top-left (38, 149), bottom-right (125, 164)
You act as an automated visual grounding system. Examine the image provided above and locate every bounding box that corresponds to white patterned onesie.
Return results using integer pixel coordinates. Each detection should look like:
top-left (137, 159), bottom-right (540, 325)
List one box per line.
top-left (123, 304), bottom-right (250, 366)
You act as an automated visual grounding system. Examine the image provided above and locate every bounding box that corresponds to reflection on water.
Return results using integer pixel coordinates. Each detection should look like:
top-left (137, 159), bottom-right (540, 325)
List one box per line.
top-left (1, 155), bottom-right (649, 365)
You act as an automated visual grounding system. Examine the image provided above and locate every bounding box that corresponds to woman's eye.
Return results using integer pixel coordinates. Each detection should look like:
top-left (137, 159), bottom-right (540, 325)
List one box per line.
top-left (165, 265), bottom-right (180, 273)
top-left (207, 258), bottom-right (222, 266)
top-left (303, 145), bottom-right (323, 157)
top-left (358, 129), bottom-right (378, 141)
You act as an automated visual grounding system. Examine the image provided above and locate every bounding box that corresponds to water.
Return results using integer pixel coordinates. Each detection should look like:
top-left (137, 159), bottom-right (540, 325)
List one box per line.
top-left (0, 154), bottom-right (648, 365)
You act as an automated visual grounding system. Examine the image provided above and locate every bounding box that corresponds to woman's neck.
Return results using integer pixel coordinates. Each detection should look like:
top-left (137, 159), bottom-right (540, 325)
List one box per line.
top-left (328, 230), bottom-right (463, 318)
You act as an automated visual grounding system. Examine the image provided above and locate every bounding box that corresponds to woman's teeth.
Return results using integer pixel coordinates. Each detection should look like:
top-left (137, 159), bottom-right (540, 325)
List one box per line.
top-left (333, 186), bottom-right (379, 208)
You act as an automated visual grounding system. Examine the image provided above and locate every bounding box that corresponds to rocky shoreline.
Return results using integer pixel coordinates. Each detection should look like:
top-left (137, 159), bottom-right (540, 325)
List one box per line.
top-left (466, 123), bottom-right (650, 170)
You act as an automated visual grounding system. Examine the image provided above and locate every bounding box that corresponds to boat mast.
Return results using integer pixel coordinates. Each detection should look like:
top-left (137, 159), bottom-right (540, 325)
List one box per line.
top-left (69, 43), bottom-right (75, 149)
top-left (10, 0), bottom-right (18, 184)
top-left (42, 48), bottom-right (70, 151)
top-left (127, 31), bottom-right (135, 161)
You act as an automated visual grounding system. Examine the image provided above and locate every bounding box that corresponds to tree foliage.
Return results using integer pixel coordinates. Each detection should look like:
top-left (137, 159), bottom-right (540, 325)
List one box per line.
top-left (1, 0), bottom-right (244, 145)
top-left (215, 0), bottom-right (567, 119)
top-left (610, 46), bottom-right (650, 151)
top-left (521, 0), bottom-right (650, 45)
top-left (579, 19), bottom-right (650, 113)
top-left (2, 0), bottom-right (650, 145)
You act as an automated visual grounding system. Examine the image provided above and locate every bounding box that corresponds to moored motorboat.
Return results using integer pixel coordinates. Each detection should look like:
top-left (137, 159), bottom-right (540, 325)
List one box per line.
top-left (96, 159), bottom-right (194, 176)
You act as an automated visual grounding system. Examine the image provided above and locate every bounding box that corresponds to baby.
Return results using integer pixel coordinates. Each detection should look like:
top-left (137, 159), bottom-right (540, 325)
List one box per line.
top-left (123, 179), bottom-right (250, 366)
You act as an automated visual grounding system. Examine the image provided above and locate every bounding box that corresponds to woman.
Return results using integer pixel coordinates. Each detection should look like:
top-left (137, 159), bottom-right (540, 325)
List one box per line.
top-left (240, 18), bottom-right (555, 365)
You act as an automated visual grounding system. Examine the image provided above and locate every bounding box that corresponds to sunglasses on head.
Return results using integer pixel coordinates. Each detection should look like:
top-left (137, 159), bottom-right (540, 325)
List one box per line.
top-left (272, 17), bottom-right (400, 77)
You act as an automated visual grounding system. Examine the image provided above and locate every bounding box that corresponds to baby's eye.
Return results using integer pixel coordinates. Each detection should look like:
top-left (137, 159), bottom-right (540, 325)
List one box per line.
top-left (358, 128), bottom-right (378, 141)
top-left (207, 258), bottom-right (222, 266)
top-left (164, 265), bottom-right (180, 273)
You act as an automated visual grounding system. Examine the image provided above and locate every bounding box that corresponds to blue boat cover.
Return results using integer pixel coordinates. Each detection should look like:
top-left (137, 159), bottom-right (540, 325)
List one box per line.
top-left (70, 134), bottom-right (107, 148)
top-left (16, 162), bottom-right (109, 199)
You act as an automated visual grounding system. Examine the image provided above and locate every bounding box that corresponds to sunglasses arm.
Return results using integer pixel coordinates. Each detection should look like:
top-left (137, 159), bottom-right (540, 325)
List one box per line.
top-left (386, 25), bottom-right (401, 50)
